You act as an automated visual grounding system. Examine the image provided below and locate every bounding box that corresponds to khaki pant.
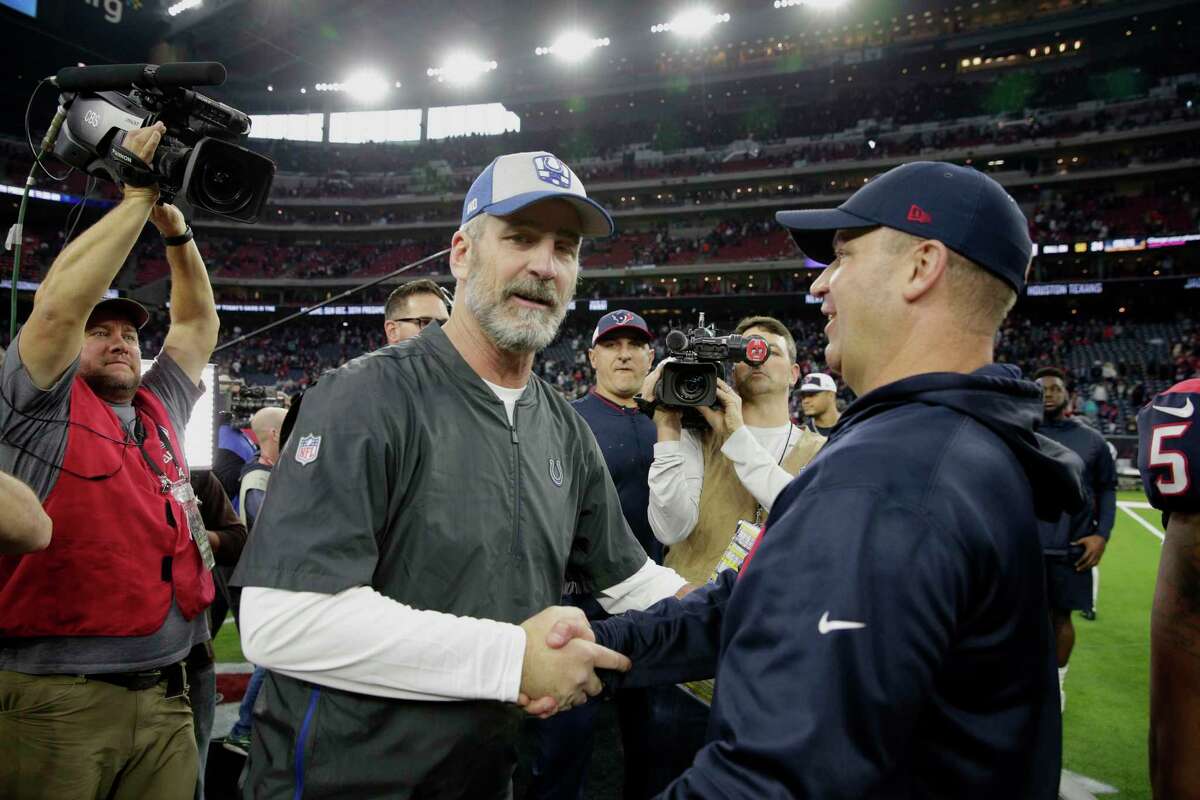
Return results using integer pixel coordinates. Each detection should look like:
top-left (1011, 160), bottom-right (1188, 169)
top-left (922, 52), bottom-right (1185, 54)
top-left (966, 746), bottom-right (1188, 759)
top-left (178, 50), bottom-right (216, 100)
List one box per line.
top-left (0, 669), bottom-right (198, 800)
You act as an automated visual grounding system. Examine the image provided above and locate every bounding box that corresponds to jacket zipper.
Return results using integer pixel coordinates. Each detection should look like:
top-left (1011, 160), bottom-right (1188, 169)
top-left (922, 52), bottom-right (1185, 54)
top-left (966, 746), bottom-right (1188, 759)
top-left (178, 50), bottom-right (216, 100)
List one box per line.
top-left (510, 405), bottom-right (522, 556)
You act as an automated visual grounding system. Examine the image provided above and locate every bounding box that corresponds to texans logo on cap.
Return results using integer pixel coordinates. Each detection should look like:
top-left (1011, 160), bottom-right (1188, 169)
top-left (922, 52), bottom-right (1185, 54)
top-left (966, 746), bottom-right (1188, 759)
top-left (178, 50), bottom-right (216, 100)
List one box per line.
top-left (611, 311), bottom-right (632, 324)
top-left (533, 155), bottom-right (572, 189)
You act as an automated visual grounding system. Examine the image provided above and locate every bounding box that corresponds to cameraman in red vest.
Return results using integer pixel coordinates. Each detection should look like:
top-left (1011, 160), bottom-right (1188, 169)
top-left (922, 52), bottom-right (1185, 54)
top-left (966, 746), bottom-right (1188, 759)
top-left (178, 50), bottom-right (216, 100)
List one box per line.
top-left (0, 122), bottom-right (220, 800)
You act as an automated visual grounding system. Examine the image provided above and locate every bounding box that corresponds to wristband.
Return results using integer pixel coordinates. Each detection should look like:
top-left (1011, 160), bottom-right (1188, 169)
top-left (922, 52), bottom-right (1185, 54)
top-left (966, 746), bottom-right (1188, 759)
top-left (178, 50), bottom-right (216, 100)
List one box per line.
top-left (634, 394), bottom-right (660, 418)
top-left (163, 226), bottom-right (193, 247)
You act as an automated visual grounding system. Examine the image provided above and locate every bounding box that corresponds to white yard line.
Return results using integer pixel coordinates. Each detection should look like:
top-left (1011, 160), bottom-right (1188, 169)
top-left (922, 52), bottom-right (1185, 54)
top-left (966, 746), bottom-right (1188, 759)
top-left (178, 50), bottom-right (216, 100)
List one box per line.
top-left (1117, 501), bottom-right (1165, 543)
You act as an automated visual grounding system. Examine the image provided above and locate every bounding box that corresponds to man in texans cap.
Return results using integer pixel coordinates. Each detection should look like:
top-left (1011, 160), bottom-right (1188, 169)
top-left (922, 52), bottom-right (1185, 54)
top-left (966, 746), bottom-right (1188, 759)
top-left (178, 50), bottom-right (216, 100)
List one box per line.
top-left (1138, 379), bottom-right (1200, 799)
top-left (526, 308), bottom-right (660, 800)
top-left (563, 161), bottom-right (1085, 798)
top-left (232, 152), bottom-right (692, 799)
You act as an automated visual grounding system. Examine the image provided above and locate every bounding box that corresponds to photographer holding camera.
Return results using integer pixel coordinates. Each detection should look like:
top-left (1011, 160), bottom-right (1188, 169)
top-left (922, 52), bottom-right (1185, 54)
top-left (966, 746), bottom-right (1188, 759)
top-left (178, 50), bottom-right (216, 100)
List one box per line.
top-left (0, 121), bottom-right (220, 799)
top-left (643, 315), bottom-right (824, 585)
top-left (1033, 367), bottom-right (1116, 712)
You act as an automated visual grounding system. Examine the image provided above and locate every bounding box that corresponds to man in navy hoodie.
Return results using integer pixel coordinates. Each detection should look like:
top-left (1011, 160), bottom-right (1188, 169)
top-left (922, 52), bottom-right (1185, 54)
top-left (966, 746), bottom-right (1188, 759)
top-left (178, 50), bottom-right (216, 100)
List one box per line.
top-left (560, 162), bottom-right (1086, 798)
top-left (1033, 366), bottom-right (1117, 711)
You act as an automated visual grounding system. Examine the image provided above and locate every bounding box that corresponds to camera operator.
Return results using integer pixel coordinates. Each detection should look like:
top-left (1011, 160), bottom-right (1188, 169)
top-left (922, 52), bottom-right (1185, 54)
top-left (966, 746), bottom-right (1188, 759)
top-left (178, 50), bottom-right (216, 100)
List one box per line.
top-left (644, 315), bottom-right (824, 585)
top-left (0, 121), bottom-right (220, 799)
top-left (636, 314), bottom-right (823, 793)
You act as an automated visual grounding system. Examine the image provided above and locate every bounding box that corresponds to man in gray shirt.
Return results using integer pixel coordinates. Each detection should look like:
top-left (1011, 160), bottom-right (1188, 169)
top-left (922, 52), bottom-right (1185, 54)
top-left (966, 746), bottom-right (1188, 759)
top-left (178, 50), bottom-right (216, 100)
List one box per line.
top-left (233, 152), bottom-right (691, 798)
top-left (0, 122), bottom-right (220, 800)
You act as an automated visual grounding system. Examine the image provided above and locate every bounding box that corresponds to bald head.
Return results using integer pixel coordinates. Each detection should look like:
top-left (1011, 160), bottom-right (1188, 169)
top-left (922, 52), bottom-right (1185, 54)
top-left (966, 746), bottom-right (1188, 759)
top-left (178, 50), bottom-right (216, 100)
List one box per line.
top-left (251, 407), bottom-right (287, 463)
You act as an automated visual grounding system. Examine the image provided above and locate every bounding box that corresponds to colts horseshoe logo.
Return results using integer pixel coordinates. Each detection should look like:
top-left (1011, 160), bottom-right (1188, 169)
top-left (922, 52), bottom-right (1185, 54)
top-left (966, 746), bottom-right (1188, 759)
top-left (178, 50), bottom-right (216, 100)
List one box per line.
top-left (548, 458), bottom-right (564, 487)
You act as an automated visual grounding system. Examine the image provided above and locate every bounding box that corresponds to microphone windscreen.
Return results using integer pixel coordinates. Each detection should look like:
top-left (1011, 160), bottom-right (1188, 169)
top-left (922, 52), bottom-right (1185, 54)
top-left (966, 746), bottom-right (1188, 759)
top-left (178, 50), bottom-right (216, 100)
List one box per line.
top-left (666, 330), bottom-right (689, 352)
top-left (54, 64), bottom-right (149, 93)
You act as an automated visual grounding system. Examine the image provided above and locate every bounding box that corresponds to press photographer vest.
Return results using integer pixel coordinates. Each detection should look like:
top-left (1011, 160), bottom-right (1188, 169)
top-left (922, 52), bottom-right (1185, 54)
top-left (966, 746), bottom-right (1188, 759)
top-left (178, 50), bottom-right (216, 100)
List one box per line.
top-left (0, 377), bottom-right (214, 637)
top-left (665, 427), bottom-right (823, 585)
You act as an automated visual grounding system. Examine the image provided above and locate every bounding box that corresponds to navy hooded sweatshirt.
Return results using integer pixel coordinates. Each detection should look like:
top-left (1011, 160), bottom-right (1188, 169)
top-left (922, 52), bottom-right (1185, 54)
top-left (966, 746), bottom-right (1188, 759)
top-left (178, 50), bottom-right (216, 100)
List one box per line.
top-left (1035, 416), bottom-right (1117, 555)
top-left (593, 364), bottom-right (1085, 800)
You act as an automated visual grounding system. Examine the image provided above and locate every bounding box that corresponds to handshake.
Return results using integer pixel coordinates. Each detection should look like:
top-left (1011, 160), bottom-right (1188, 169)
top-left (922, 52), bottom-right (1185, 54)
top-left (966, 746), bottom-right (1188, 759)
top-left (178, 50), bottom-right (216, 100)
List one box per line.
top-left (516, 606), bottom-right (629, 719)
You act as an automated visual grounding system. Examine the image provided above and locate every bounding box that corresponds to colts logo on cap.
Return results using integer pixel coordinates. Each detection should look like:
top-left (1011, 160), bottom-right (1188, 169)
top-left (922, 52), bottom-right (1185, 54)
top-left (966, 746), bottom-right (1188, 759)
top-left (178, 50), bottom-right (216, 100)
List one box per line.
top-left (548, 457), bottom-right (564, 487)
top-left (533, 155), bottom-right (572, 190)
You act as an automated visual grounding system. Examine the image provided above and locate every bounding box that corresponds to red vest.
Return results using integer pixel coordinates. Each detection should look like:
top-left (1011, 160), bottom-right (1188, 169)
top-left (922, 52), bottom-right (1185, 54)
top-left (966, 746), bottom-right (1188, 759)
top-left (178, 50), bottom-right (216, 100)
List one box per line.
top-left (0, 377), bottom-right (214, 637)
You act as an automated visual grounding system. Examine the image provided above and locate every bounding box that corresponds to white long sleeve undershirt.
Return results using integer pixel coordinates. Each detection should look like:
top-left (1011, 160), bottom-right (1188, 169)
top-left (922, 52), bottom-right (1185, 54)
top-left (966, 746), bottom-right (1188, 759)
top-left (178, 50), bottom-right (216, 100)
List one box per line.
top-left (238, 558), bottom-right (685, 703)
top-left (647, 423), bottom-right (804, 546)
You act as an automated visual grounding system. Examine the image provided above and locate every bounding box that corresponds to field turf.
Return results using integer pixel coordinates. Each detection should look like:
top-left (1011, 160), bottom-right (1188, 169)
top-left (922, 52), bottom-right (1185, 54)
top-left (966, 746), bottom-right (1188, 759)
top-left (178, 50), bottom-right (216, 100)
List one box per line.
top-left (1062, 490), bottom-right (1163, 799)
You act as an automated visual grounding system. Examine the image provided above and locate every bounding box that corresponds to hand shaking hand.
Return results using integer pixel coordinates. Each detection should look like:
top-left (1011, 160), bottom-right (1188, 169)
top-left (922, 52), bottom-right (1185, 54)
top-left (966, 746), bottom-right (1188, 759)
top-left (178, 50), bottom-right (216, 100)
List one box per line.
top-left (516, 606), bottom-right (631, 719)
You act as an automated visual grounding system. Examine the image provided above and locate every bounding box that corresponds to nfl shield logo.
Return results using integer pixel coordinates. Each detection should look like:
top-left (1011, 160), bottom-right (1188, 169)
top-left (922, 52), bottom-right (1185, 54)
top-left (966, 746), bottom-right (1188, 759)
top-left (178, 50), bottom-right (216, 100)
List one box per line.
top-left (548, 458), bottom-right (564, 487)
top-left (295, 434), bottom-right (322, 466)
top-left (533, 155), bottom-right (572, 189)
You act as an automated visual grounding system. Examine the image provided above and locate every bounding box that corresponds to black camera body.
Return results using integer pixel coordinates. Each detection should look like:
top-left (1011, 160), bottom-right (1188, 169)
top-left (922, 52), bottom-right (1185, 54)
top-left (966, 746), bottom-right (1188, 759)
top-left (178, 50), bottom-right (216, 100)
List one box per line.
top-left (52, 87), bottom-right (275, 223)
top-left (659, 316), bottom-right (771, 428)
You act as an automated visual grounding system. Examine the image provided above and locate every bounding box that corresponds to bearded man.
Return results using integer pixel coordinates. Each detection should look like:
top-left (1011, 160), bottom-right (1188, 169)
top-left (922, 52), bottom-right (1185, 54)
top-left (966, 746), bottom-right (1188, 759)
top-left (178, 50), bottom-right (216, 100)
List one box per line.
top-left (231, 152), bottom-right (692, 800)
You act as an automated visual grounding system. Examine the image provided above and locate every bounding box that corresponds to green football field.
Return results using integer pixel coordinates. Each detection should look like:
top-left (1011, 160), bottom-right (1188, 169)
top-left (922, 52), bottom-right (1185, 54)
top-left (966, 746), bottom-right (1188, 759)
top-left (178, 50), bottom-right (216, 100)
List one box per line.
top-left (212, 490), bottom-right (1165, 797)
top-left (1062, 489), bottom-right (1162, 799)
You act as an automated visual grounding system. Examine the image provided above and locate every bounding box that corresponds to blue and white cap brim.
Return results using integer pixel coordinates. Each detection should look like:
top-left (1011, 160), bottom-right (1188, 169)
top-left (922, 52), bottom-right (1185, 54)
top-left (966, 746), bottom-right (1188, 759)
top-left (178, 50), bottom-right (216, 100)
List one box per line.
top-left (485, 191), bottom-right (614, 238)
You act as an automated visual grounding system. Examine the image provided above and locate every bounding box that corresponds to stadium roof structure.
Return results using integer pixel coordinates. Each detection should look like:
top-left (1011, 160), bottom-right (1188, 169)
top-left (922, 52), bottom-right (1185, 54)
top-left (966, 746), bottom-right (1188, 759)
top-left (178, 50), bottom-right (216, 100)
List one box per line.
top-left (4, 0), bottom-right (1193, 124)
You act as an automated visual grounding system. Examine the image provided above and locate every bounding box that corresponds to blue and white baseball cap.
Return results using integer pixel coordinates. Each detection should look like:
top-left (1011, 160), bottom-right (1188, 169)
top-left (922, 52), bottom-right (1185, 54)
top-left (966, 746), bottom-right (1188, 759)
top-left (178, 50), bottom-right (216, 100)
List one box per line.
top-left (461, 151), bottom-right (614, 238)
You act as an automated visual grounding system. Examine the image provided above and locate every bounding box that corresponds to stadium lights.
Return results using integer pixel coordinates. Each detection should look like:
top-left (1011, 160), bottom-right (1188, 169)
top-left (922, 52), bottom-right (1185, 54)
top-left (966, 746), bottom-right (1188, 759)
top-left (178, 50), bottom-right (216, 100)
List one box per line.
top-left (427, 52), bottom-right (499, 85)
top-left (651, 9), bottom-right (731, 37)
top-left (774, 0), bottom-right (845, 8)
top-left (167, 0), bottom-right (202, 15)
top-left (315, 70), bottom-right (394, 102)
top-left (535, 32), bottom-right (611, 62)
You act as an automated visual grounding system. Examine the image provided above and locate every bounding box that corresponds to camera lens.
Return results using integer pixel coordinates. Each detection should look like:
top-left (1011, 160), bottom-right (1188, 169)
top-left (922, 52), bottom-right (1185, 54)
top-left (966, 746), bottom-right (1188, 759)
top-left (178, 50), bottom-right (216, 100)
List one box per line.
top-left (198, 156), bottom-right (252, 215)
top-left (676, 372), bottom-right (710, 404)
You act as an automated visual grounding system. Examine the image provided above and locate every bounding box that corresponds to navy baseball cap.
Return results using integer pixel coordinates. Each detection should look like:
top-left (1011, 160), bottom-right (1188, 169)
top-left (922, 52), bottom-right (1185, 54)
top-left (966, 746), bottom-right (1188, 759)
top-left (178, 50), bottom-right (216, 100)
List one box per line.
top-left (776, 161), bottom-right (1033, 291)
top-left (591, 310), bottom-right (652, 346)
top-left (462, 151), bottom-right (614, 238)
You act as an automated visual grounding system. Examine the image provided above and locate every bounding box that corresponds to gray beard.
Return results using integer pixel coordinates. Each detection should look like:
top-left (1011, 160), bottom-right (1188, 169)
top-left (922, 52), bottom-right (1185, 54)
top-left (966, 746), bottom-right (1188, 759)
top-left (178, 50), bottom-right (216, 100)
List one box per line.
top-left (464, 277), bottom-right (568, 355)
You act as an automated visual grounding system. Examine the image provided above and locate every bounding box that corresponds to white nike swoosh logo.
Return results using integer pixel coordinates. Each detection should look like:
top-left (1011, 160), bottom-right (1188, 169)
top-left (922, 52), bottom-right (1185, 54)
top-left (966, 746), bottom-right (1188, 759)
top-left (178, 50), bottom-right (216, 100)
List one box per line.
top-left (1153, 398), bottom-right (1194, 419)
top-left (818, 611), bottom-right (866, 634)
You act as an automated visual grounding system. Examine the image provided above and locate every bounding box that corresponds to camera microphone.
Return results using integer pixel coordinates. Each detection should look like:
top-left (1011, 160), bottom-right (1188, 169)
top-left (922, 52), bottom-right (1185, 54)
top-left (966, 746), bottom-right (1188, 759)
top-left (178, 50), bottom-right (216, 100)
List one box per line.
top-left (666, 330), bottom-right (689, 352)
top-left (52, 62), bottom-right (227, 93)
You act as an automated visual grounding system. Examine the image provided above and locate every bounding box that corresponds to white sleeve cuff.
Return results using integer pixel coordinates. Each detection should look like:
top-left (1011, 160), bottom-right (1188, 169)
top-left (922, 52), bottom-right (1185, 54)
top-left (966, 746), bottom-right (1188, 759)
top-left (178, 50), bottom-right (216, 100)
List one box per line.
top-left (596, 558), bottom-right (688, 615)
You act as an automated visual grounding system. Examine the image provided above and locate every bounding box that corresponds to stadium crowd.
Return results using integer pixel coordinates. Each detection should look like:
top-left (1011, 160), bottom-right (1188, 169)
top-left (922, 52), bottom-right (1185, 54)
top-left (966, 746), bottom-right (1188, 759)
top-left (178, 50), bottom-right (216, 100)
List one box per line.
top-left (201, 310), bottom-right (1200, 439)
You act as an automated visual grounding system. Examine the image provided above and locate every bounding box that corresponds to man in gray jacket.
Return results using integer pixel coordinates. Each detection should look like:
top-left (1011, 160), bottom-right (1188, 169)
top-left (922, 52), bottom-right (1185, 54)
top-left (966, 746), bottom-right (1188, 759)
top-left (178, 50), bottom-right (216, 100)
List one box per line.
top-left (233, 152), bottom-right (689, 799)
